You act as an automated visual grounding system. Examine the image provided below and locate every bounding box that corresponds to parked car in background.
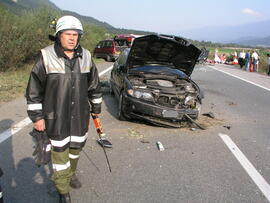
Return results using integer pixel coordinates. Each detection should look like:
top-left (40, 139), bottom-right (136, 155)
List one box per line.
top-left (114, 34), bottom-right (140, 47)
top-left (93, 36), bottom-right (132, 62)
top-left (110, 34), bottom-right (203, 127)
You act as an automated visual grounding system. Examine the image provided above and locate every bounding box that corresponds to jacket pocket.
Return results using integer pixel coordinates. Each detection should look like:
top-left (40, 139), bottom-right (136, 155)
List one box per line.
top-left (44, 112), bottom-right (55, 119)
top-left (44, 112), bottom-right (58, 136)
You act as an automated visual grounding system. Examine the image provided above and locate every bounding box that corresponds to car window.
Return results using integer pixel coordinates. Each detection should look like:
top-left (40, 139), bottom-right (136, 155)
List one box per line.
top-left (101, 41), bottom-right (105, 48)
top-left (104, 41), bottom-right (113, 48)
top-left (115, 40), bottom-right (128, 47)
top-left (96, 41), bottom-right (103, 48)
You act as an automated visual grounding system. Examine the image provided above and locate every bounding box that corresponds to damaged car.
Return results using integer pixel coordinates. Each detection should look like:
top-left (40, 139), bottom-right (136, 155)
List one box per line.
top-left (110, 34), bottom-right (203, 127)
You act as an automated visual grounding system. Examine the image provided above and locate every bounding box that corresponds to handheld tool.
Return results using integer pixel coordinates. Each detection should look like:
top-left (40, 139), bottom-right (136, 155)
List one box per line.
top-left (91, 114), bottom-right (112, 172)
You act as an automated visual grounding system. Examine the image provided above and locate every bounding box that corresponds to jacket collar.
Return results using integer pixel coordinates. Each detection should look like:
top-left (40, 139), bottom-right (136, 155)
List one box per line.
top-left (54, 43), bottom-right (83, 59)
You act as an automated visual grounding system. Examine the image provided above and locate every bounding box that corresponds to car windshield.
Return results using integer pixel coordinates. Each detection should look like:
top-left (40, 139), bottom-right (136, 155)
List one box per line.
top-left (115, 40), bottom-right (129, 47)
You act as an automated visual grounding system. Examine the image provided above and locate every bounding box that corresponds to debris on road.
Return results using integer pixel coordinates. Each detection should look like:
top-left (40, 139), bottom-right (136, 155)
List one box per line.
top-left (228, 101), bottom-right (237, 106)
top-left (223, 125), bottom-right (231, 130)
top-left (128, 128), bottom-right (144, 139)
top-left (184, 114), bottom-right (206, 130)
top-left (202, 112), bottom-right (215, 119)
top-left (156, 141), bottom-right (165, 151)
top-left (140, 139), bottom-right (150, 144)
top-left (190, 127), bottom-right (198, 131)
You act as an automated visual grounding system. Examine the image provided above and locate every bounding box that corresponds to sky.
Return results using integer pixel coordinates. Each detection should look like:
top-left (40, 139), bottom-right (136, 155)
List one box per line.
top-left (50, 0), bottom-right (270, 35)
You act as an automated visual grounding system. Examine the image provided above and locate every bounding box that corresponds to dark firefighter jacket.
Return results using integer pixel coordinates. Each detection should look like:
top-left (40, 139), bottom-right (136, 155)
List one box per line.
top-left (26, 43), bottom-right (102, 152)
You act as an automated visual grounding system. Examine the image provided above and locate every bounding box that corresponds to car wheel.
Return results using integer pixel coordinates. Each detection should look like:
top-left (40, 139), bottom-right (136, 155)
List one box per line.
top-left (118, 92), bottom-right (126, 121)
top-left (106, 55), bottom-right (111, 62)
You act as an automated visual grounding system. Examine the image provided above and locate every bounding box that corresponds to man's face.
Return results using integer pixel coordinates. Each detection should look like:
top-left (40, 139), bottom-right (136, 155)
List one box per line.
top-left (60, 30), bottom-right (79, 50)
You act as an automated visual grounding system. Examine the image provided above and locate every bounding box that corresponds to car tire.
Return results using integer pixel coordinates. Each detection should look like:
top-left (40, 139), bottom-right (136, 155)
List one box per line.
top-left (106, 55), bottom-right (111, 62)
top-left (118, 92), bottom-right (126, 121)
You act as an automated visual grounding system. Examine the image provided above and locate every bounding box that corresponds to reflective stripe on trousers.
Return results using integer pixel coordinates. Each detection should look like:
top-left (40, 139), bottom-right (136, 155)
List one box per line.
top-left (51, 148), bottom-right (81, 194)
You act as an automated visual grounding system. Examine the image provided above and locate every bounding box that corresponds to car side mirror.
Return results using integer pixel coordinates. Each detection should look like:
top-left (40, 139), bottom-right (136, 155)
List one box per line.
top-left (96, 45), bottom-right (101, 48)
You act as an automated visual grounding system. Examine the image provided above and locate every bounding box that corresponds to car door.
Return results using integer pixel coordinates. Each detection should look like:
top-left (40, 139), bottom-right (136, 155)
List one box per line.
top-left (110, 49), bottom-right (128, 97)
top-left (94, 41), bottom-right (104, 58)
top-left (103, 40), bottom-right (113, 58)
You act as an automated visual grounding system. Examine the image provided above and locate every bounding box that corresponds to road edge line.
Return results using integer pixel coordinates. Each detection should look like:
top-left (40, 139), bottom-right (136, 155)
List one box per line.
top-left (209, 66), bottom-right (270, 92)
top-left (0, 117), bottom-right (32, 143)
top-left (219, 133), bottom-right (270, 202)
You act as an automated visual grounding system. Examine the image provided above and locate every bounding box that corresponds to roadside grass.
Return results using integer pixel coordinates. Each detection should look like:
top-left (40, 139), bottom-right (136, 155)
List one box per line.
top-left (0, 58), bottom-right (106, 104)
top-left (0, 64), bottom-right (32, 104)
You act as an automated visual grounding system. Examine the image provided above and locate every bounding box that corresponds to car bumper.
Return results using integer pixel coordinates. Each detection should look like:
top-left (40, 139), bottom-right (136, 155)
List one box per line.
top-left (122, 94), bottom-right (199, 127)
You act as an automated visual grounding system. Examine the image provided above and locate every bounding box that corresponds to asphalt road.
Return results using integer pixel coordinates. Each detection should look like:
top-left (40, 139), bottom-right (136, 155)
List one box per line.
top-left (0, 62), bottom-right (270, 203)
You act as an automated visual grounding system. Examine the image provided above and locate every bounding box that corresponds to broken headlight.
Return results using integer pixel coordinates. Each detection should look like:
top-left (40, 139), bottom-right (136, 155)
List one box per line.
top-left (127, 89), bottom-right (154, 102)
top-left (185, 84), bottom-right (196, 93)
top-left (184, 95), bottom-right (196, 108)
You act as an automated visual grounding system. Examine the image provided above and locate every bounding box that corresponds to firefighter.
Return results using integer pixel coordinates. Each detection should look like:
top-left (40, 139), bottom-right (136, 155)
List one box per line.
top-left (25, 16), bottom-right (102, 203)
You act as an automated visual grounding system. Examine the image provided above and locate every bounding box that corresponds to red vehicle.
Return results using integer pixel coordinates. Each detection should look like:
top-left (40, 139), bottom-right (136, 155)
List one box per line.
top-left (93, 37), bottom-right (131, 62)
top-left (93, 34), bottom-right (140, 62)
top-left (114, 34), bottom-right (136, 46)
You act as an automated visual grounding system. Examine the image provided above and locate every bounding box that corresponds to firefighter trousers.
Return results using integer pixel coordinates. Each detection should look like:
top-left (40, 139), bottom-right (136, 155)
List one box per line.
top-left (51, 148), bottom-right (81, 194)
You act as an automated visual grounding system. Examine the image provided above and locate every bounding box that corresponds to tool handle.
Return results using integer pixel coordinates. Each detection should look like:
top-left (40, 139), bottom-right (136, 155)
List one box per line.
top-left (91, 114), bottom-right (103, 134)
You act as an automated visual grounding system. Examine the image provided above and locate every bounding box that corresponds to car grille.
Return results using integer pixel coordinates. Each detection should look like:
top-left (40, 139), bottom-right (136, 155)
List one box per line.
top-left (156, 95), bottom-right (182, 108)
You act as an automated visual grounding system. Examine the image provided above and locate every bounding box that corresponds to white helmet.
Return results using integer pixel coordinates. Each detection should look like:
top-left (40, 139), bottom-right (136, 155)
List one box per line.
top-left (55, 16), bottom-right (83, 35)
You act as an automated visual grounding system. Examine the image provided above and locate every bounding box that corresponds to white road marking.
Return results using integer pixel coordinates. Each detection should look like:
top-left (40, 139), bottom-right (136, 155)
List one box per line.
top-left (219, 133), bottom-right (270, 202)
top-left (0, 65), bottom-right (114, 144)
top-left (99, 65), bottom-right (113, 76)
top-left (209, 66), bottom-right (270, 92)
top-left (0, 117), bottom-right (32, 143)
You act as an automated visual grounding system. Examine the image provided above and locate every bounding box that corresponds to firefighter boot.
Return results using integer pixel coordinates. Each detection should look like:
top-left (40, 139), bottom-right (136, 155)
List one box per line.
top-left (59, 192), bottom-right (71, 203)
top-left (70, 174), bottom-right (82, 189)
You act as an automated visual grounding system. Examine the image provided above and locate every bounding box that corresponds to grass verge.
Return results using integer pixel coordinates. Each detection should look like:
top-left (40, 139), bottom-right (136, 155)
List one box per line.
top-left (0, 65), bottom-right (32, 104)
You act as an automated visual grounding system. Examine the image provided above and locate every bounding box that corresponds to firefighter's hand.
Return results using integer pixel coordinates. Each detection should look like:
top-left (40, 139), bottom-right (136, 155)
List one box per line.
top-left (34, 119), bottom-right (45, 131)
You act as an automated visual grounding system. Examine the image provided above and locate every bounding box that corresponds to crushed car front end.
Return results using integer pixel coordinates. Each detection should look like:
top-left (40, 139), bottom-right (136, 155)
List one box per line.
top-left (121, 66), bottom-right (203, 127)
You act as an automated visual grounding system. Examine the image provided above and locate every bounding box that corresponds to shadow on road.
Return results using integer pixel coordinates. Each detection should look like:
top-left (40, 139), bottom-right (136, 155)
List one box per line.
top-left (0, 119), bottom-right (58, 203)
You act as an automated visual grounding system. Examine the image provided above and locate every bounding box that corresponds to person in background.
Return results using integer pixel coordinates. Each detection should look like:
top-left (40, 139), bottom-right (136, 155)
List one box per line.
top-left (244, 50), bottom-right (250, 71)
top-left (251, 50), bottom-right (259, 72)
top-left (234, 51), bottom-right (238, 58)
top-left (238, 50), bottom-right (245, 69)
top-left (25, 16), bottom-right (102, 203)
top-left (214, 49), bottom-right (221, 64)
top-left (220, 54), bottom-right (226, 64)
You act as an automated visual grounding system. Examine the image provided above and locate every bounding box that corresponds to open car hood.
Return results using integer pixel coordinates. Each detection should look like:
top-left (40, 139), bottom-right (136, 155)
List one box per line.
top-left (126, 34), bottom-right (201, 76)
